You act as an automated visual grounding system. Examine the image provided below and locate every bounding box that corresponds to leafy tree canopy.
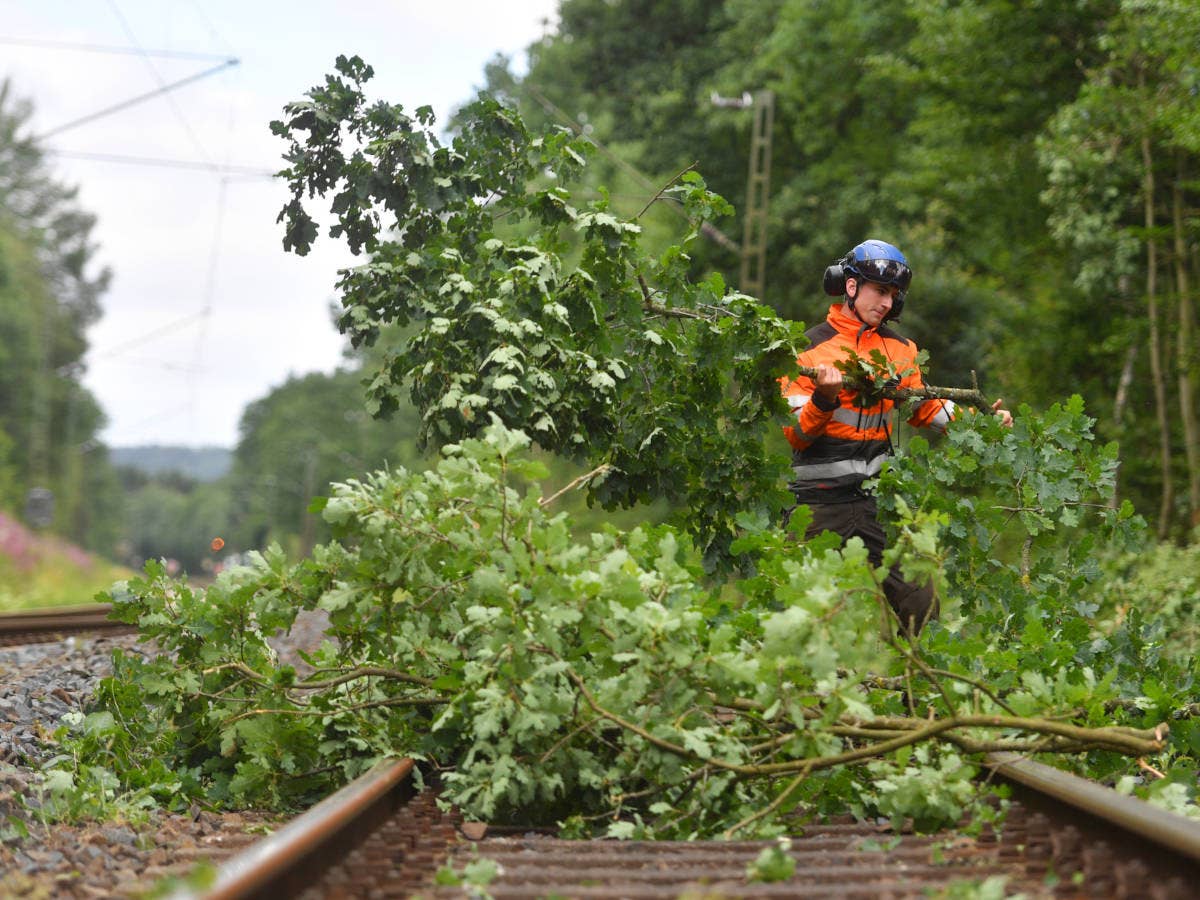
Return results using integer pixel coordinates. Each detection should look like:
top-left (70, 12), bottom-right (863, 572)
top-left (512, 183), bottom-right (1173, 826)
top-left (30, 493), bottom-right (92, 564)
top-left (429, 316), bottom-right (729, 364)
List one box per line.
top-left (272, 55), bottom-right (810, 566)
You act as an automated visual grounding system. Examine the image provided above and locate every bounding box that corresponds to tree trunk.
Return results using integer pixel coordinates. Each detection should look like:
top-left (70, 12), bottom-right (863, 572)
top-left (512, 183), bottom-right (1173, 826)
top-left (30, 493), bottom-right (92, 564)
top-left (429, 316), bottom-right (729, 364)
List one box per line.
top-left (1141, 134), bottom-right (1173, 538)
top-left (1171, 153), bottom-right (1200, 528)
top-left (1110, 340), bottom-right (1137, 510)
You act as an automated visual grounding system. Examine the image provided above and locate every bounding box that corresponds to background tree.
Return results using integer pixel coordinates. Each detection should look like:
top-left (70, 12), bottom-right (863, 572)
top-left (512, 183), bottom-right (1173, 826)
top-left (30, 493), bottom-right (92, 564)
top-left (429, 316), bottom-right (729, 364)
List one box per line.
top-left (228, 365), bottom-right (426, 557)
top-left (0, 81), bottom-right (121, 554)
top-left (480, 0), bottom-right (1196, 537)
top-left (1039, 0), bottom-right (1200, 536)
top-left (119, 475), bottom-right (230, 574)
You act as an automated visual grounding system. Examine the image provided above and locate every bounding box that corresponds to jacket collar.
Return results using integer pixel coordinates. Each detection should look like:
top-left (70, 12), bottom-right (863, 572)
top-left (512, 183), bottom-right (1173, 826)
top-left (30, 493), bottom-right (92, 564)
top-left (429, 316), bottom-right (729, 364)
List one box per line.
top-left (826, 302), bottom-right (875, 339)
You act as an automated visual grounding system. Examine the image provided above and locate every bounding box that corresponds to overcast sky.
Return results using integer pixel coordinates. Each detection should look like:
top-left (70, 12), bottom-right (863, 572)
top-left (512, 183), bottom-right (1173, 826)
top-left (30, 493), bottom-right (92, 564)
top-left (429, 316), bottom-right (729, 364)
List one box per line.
top-left (2, 0), bottom-right (559, 448)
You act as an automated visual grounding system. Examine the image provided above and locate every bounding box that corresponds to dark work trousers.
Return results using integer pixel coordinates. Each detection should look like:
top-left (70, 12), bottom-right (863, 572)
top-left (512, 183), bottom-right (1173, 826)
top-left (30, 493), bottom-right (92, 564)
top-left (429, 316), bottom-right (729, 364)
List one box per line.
top-left (786, 494), bottom-right (938, 635)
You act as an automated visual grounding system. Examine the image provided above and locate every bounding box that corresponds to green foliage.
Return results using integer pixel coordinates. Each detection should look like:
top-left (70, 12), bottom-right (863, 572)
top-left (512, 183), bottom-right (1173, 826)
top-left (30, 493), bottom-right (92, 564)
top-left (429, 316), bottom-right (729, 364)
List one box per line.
top-left (272, 56), bottom-right (805, 567)
top-left (39, 52), bottom-right (1200, 838)
top-left (1116, 771), bottom-right (1200, 821)
top-left (76, 424), bottom-right (874, 829)
top-left (929, 875), bottom-right (1014, 900)
top-left (140, 861), bottom-right (218, 899)
top-left (434, 856), bottom-right (501, 891)
top-left (1095, 531), bottom-right (1200, 662)
top-left (877, 397), bottom-right (1198, 792)
top-left (880, 396), bottom-right (1139, 681)
top-left (86, 425), bottom-right (859, 826)
top-left (745, 837), bottom-right (796, 882)
top-left (858, 747), bottom-right (978, 834)
top-left (56, 411), bottom-right (1197, 836)
top-left (34, 706), bottom-right (179, 825)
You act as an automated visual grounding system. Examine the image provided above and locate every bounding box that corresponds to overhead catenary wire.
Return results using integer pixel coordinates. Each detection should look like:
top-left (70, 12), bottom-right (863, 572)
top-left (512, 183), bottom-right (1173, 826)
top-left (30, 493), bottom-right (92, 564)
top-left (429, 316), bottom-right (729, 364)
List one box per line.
top-left (43, 148), bottom-right (272, 177)
top-left (182, 27), bottom-right (243, 442)
top-left (71, 310), bottom-right (212, 373)
top-left (185, 172), bottom-right (232, 438)
top-left (107, 356), bottom-right (207, 374)
top-left (46, 166), bottom-right (275, 377)
top-left (104, 0), bottom-right (224, 168)
top-left (0, 35), bottom-right (235, 62)
top-left (34, 57), bottom-right (239, 141)
top-left (181, 0), bottom-right (239, 59)
top-left (49, 162), bottom-right (271, 375)
top-left (26, 1), bottom-right (248, 446)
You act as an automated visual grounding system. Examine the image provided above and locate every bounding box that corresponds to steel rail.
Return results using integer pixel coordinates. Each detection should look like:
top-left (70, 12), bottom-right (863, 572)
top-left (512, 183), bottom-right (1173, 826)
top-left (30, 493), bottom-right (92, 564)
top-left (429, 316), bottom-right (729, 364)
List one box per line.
top-left (176, 758), bottom-right (416, 900)
top-left (162, 751), bottom-right (1200, 899)
top-left (0, 602), bottom-right (133, 643)
top-left (986, 751), bottom-right (1200, 874)
top-left (0, 602), bottom-right (115, 628)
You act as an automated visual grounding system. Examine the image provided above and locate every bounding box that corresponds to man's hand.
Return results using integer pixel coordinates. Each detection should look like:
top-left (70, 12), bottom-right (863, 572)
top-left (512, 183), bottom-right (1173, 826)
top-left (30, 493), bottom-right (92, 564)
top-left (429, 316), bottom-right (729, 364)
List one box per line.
top-left (815, 364), bottom-right (843, 403)
top-left (991, 398), bottom-right (1014, 427)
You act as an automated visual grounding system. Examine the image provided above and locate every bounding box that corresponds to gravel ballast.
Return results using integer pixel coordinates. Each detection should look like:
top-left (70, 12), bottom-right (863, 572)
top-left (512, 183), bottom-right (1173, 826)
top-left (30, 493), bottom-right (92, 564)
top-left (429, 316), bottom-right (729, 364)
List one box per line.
top-left (0, 610), bottom-right (331, 898)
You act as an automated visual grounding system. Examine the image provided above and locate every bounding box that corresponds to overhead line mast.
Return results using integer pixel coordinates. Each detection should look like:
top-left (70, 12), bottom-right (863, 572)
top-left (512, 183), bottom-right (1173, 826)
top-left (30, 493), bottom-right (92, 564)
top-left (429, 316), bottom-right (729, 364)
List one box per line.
top-left (712, 90), bottom-right (775, 299)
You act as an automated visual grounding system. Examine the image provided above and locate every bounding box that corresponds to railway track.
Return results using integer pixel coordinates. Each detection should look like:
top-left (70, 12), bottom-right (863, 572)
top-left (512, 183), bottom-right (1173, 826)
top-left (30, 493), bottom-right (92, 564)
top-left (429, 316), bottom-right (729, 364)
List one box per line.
top-left (3, 611), bottom-right (1196, 897)
top-left (0, 601), bottom-right (134, 647)
top-left (172, 752), bottom-right (1200, 899)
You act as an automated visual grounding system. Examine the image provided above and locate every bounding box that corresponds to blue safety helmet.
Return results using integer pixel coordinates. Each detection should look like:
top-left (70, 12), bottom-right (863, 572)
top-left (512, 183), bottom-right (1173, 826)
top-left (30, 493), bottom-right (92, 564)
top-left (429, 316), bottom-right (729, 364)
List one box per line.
top-left (823, 239), bottom-right (912, 322)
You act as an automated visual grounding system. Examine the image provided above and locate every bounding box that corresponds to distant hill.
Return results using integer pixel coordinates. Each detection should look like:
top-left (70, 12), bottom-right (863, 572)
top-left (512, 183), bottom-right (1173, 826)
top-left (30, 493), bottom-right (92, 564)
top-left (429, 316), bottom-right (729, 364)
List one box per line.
top-left (110, 445), bottom-right (233, 482)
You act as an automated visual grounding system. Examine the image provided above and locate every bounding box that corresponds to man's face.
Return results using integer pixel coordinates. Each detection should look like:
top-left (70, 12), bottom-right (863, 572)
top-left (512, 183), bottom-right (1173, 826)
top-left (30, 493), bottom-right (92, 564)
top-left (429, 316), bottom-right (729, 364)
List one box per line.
top-left (846, 278), bottom-right (899, 327)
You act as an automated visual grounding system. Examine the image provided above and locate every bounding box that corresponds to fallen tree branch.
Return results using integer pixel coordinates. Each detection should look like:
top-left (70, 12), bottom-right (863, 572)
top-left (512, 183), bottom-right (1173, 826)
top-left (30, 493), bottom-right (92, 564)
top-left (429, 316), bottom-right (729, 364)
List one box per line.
top-left (294, 666), bottom-right (435, 690)
top-left (565, 666), bottom-right (1167, 776)
top-left (790, 364), bottom-right (996, 414)
top-left (723, 767), bottom-right (812, 839)
top-left (222, 694), bottom-right (448, 725)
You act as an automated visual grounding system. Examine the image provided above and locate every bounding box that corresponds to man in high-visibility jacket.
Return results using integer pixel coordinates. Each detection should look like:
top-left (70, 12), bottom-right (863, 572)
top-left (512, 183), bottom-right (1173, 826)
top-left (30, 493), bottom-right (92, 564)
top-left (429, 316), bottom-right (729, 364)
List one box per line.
top-left (779, 239), bottom-right (1012, 634)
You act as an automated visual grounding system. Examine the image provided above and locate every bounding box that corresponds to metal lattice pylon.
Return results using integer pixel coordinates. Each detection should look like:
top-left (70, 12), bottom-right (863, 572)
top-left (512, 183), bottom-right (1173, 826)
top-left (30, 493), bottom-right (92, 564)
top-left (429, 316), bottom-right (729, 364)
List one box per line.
top-left (738, 90), bottom-right (774, 298)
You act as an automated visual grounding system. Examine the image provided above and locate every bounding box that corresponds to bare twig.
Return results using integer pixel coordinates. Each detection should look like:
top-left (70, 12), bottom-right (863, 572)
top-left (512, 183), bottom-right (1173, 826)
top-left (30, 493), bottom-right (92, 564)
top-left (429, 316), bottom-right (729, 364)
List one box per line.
top-left (635, 161), bottom-right (698, 220)
top-left (857, 668), bottom-right (1019, 717)
top-left (723, 767), bottom-right (812, 838)
top-left (637, 274), bottom-right (653, 303)
top-left (538, 717), bottom-right (600, 764)
top-left (201, 661), bottom-right (268, 682)
top-left (889, 633), bottom-right (957, 714)
top-left (540, 464), bottom-right (614, 508)
top-left (223, 694), bottom-right (447, 725)
top-left (295, 666), bottom-right (435, 690)
top-left (1137, 758), bottom-right (1167, 779)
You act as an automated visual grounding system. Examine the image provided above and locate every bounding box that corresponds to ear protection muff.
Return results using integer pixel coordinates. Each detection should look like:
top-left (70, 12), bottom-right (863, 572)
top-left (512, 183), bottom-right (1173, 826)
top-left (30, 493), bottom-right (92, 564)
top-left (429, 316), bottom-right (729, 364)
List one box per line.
top-left (822, 255), bottom-right (851, 297)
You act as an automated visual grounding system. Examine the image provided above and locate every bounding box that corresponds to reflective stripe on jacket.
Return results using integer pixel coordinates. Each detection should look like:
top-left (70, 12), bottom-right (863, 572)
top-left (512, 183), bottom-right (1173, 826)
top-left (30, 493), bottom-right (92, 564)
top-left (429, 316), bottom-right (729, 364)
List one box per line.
top-left (779, 303), bottom-right (954, 501)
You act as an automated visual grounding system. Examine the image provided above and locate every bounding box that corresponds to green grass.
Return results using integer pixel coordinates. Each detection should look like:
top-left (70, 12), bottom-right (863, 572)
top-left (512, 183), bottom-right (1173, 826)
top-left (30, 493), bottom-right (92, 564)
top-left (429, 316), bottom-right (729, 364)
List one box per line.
top-left (0, 511), bottom-right (130, 611)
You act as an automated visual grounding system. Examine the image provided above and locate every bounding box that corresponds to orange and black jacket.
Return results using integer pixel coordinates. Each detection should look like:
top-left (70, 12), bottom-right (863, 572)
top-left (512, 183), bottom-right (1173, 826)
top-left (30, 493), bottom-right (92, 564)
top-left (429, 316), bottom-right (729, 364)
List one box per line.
top-left (779, 303), bottom-right (954, 503)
